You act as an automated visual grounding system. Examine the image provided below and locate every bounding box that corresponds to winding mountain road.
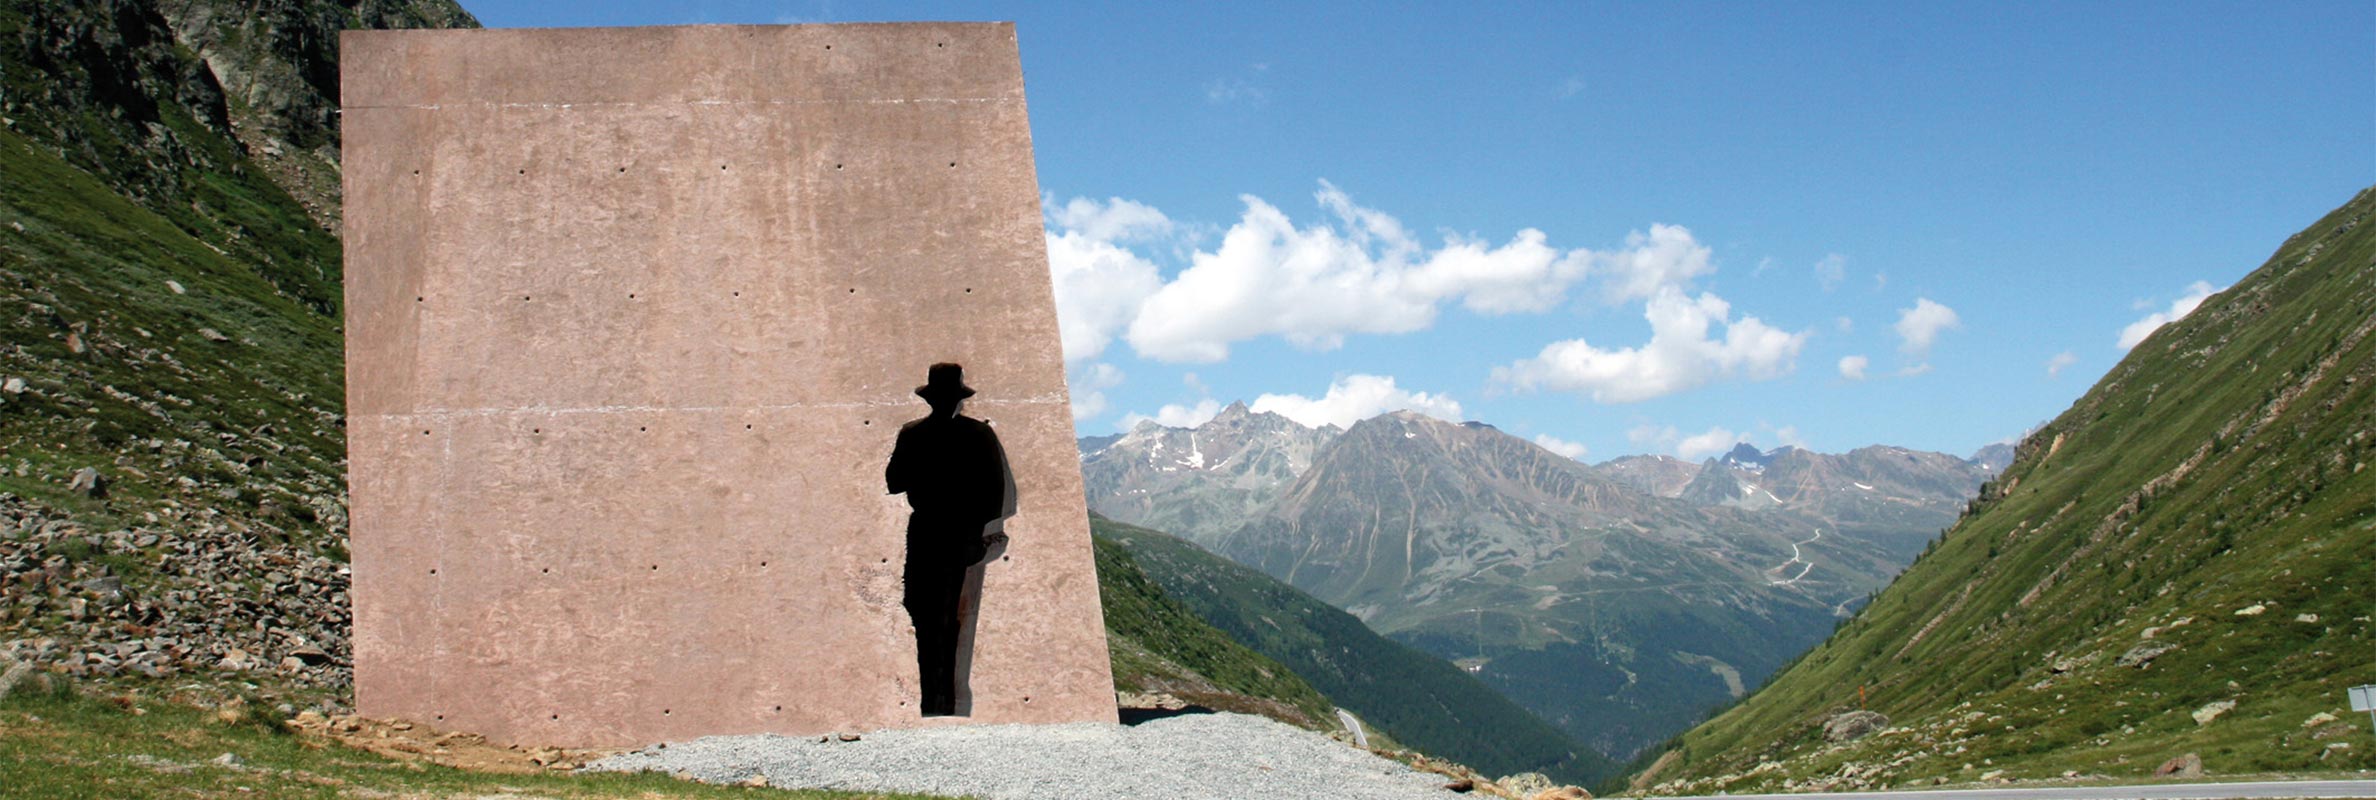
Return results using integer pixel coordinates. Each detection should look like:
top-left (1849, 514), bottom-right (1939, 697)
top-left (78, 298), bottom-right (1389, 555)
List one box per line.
top-left (1655, 779), bottom-right (2376, 800)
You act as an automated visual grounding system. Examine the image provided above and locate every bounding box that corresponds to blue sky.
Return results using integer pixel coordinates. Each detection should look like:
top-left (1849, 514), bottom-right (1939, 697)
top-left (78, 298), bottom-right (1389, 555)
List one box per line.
top-left (465, 1), bottom-right (2373, 461)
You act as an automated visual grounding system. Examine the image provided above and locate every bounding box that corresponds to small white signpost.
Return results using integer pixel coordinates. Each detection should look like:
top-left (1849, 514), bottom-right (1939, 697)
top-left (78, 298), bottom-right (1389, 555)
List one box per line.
top-left (2351, 685), bottom-right (2376, 741)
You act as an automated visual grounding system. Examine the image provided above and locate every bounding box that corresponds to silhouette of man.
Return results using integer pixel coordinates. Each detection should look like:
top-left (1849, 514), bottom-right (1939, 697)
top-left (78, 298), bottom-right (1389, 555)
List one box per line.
top-left (885, 363), bottom-right (1011, 716)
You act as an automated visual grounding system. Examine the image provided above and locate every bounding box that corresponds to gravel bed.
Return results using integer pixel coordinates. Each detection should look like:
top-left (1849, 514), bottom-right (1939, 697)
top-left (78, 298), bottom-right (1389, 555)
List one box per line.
top-left (589, 711), bottom-right (1463, 799)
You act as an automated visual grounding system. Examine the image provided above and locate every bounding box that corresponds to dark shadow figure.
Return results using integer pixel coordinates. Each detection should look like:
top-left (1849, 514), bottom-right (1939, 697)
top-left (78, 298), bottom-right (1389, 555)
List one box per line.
top-left (885, 363), bottom-right (1015, 717)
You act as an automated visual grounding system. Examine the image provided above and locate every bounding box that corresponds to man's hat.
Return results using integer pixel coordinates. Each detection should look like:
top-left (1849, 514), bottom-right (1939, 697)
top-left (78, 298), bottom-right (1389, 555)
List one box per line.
top-left (916, 362), bottom-right (976, 401)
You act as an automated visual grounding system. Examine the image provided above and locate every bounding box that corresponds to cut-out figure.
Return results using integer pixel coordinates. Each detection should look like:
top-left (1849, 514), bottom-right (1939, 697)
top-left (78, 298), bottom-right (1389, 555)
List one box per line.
top-left (885, 363), bottom-right (1012, 716)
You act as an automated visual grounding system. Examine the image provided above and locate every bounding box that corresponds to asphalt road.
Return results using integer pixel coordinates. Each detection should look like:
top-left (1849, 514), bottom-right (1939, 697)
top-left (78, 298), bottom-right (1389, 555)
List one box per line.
top-left (1657, 780), bottom-right (2376, 800)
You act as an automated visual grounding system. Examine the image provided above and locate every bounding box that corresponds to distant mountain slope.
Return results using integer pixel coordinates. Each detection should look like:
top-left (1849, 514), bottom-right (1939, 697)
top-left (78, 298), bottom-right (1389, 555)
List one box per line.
top-left (1091, 531), bottom-right (1336, 728)
top-left (1094, 516), bottom-right (1617, 786)
top-left (1644, 188), bottom-right (2376, 793)
top-left (1083, 407), bottom-right (1990, 760)
top-left (1082, 402), bottom-right (1338, 544)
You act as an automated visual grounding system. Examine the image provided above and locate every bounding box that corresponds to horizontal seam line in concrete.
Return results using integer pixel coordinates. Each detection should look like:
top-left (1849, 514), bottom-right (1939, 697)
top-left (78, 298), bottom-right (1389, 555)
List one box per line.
top-left (356, 396), bottom-right (1069, 418)
top-left (343, 98), bottom-right (1013, 111)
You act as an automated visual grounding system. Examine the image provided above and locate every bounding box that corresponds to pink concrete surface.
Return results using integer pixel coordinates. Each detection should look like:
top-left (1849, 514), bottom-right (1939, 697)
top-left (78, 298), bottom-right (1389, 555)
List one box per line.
top-left (340, 23), bottom-right (1116, 748)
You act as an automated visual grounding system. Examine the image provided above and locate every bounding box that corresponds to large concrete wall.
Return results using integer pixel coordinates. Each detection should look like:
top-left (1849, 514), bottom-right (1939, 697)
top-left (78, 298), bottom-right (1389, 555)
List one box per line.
top-left (340, 23), bottom-right (1115, 747)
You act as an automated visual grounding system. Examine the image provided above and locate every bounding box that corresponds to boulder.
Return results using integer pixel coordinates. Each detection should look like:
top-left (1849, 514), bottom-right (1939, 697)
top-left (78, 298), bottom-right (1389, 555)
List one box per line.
top-left (2154, 753), bottom-right (2202, 778)
top-left (67, 468), bottom-right (106, 498)
top-left (2191, 700), bottom-right (2235, 725)
top-left (2117, 640), bottom-right (2177, 668)
top-left (1824, 710), bottom-right (1890, 742)
top-left (1531, 789), bottom-right (1592, 800)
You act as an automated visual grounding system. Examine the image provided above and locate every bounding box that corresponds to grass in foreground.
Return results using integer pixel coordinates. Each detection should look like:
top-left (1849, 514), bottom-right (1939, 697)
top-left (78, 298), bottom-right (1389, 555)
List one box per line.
top-left (0, 679), bottom-right (954, 800)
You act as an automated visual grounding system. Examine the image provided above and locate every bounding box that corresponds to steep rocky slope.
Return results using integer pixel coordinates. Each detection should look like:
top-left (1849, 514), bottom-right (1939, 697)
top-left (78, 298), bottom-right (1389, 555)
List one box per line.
top-left (0, 0), bottom-right (473, 693)
top-left (1641, 188), bottom-right (2376, 793)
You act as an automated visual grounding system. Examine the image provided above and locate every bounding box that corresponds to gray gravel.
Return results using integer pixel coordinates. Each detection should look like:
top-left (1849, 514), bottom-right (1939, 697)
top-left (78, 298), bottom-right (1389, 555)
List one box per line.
top-left (589, 711), bottom-right (1465, 799)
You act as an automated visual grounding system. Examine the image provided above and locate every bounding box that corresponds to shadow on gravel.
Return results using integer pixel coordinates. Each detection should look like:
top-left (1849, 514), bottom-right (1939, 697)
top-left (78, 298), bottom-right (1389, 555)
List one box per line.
top-left (1119, 705), bottom-right (1219, 726)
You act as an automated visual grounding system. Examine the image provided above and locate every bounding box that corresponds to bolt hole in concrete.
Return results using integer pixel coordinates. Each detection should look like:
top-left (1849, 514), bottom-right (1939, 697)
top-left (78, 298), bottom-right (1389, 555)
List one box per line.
top-left (541, 568), bottom-right (550, 574)
top-left (411, 169), bottom-right (419, 175)
top-left (429, 569), bottom-right (438, 575)
top-left (517, 169), bottom-right (525, 175)
top-left (639, 426), bottom-right (648, 432)
top-left (628, 293), bottom-right (637, 299)
top-left (415, 296), bottom-right (423, 302)
top-left (745, 424), bottom-right (753, 430)
top-left (533, 428), bottom-right (541, 434)
top-left (887, 363), bottom-right (1018, 717)
top-left (773, 705), bottom-right (783, 713)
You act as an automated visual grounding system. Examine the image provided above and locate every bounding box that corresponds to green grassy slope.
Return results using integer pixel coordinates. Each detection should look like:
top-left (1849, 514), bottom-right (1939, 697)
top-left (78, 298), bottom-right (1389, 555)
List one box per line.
top-left (1096, 515), bottom-right (1620, 786)
top-left (1092, 531), bottom-right (1338, 727)
top-left (1642, 188), bottom-right (2376, 792)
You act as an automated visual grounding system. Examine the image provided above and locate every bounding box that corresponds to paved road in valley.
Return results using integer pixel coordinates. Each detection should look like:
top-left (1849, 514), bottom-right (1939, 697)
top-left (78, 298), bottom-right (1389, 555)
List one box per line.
top-left (1657, 779), bottom-right (2376, 800)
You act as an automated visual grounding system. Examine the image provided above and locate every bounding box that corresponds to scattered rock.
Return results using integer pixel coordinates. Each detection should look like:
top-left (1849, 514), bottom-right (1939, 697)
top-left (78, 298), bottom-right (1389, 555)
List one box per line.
top-left (2296, 613), bottom-right (2319, 623)
top-left (0, 653), bottom-right (30, 699)
top-left (1824, 710), bottom-right (1890, 743)
top-left (2154, 753), bottom-right (2202, 778)
top-left (1530, 788), bottom-right (1591, 800)
top-left (67, 468), bottom-right (106, 498)
top-left (288, 644), bottom-right (332, 665)
top-left (211, 752), bottom-right (244, 768)
top-left (2117, 640), bottom-right (2178, 668)
top-left (837, 732), bottom-right (862, 742)
top-left (2305, 712), bottom-right (2338, 728)
top-left (0, 377), bottom-right (20, 395)
top-left (64, 331), bottom-right (85, 354)
top-left (1980, 769), bottom-right (2006, 782)
top-left (197, 328), bottom-right (231, 342)
top-left (2191, 700), bottom-right (2235, 725)
top-left (1443, 777), bottom-right (1475, 792)
top-left (1499, 772), bottom-right (1554, 797)
top-left (738, 774), bottom-right (769, 787)
top-left (2233, 604), bottom-right (2266, 617)
top-left (166, 280), bottom-right (185, 295)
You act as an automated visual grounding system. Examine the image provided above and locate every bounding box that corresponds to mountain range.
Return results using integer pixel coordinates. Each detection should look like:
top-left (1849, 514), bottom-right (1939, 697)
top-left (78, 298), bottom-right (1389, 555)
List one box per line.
top-left (1081, 402), bottom-right (1999, 759)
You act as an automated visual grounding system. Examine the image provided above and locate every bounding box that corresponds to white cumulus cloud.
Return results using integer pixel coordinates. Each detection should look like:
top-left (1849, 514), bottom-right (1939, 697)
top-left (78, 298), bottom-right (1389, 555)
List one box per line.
top-left (2045, 351), bottom-right (2078, 377)
top-left (1250, 374), bottom-right (1463, 430)
top-left (1595, 224), bottom-right (1714, 303)
top-left (1837, 355), bottom-right (1869, 380)
top-left (1894, 297), bottom-right (1961, 357)
top-left (1491, 288), bottom-right (1809, 403)
top-left (1123, 182), bottom-right (1592, 362)
top-left (1067, 362), bottom-right (1125, 422)
top-left (1675, 426), bottom-right (1749, 461)
top-left (2116, 281), bottom-right (2221, 350)
top-left (1533, 434), bottom-right (1589, 461)
top-left (1120, 399), bottom-right (1225, 430)
top-left (1046, 197), bottom-right (1168, 363)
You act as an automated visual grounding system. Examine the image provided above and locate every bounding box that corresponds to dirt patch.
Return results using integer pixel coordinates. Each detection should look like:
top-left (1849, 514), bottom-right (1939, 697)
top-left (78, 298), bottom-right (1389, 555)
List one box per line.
top-left (287, 712), bottom-right (619, 775)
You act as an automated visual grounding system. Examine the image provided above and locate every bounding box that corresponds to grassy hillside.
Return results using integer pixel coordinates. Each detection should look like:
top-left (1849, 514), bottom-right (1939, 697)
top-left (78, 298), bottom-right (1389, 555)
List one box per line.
top-left (1095, 515), bottom-right (1619, 786)
top-left (1641, 188), bottom-right (2376, 792)
top-left (1092, 532), bottom-right (1338, 727)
